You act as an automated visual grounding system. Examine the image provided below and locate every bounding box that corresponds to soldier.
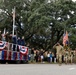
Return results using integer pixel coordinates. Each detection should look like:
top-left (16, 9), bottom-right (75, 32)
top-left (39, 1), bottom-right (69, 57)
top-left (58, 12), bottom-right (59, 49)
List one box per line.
top-left (68, 49), bottom-right (73, 64)
top-left (73, 49), bottom-right (76, 63)
top-left (53, 42), bottom-right (63, 65)
top-left (64, 48), bottom-right (73, 64)
top-left (64, 49), bottom-right (68, 64)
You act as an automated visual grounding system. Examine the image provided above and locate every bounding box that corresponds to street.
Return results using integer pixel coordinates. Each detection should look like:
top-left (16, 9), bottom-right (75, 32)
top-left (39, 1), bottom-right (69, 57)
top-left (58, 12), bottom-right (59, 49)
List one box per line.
top-left (0, 64), bottom-right (76, 75)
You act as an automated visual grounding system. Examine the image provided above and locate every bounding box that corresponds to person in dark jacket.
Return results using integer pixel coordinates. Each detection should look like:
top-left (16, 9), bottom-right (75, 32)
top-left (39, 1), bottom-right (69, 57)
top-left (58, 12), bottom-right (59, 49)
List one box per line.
top-left (17, 37), bottom-right (21, 51)
top-left (31, 48), bottom-right (34, 62)
top-left (12, 35), bottom-right (17, 51)
top-left (21, 36), bottom-right (25, 46)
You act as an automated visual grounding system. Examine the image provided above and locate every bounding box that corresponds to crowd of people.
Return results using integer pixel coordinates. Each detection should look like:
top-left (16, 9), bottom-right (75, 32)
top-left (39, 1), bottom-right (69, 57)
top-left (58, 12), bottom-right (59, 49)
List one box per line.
top-left (28, 48), bottom-right (55, 63)
top-left (12, 35), bottom-right (25, 51)
top-left (28, 43), bottom-right (76, 65)
top-left (0, 32), bottom-right (76, 65)
top-left (0, 33), bottom-right (26, 51)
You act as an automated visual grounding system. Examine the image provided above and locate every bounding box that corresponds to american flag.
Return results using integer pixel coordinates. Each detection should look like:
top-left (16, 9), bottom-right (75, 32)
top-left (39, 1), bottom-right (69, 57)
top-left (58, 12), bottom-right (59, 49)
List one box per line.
top-left (0, 50), bottom-right (28, 60)
top-left (0, 41), bottom-right (28, 60)
top-left (0, 41), bottom-right (9, 50)
top-left (0, 41), bottom-right (6, 50)
top-left (18, 45), bottom-right (28, 55)
top-left (63, 31), bottom-right (69, 46)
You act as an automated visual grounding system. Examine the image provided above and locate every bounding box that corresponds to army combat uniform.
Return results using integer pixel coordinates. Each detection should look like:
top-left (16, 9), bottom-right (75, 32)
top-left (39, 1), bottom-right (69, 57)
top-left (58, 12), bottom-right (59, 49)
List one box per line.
top-left (53, 43), bottom-right (63, 65)
top-left (73, 50), bottom-right (76, 63)
top-left (64, 50), bottom-right (73, 64)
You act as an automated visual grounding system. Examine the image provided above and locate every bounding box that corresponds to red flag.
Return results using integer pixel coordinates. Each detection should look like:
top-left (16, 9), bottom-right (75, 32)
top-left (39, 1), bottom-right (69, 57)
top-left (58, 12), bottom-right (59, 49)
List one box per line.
top-left (63, 31), bottom-right (69, 46)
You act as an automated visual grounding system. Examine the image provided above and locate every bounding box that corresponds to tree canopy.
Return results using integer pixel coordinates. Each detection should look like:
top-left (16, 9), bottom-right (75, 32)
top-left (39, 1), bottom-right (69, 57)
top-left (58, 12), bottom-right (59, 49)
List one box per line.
top-left (0, 0), bottom-right (76, 50)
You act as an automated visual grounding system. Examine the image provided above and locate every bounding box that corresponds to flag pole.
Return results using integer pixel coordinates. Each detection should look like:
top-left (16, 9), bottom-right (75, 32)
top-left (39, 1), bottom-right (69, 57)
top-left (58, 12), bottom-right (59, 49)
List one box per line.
top-left (3, 28), bottom-right (6, 35)
top-left (12, 7), bottom-right (15, 36)
top-left (2, 28), bottom-right (6, 41)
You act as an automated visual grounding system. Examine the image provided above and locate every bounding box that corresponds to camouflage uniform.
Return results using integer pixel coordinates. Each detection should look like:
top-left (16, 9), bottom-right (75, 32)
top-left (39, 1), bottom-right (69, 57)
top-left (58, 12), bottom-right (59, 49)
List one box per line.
top-left (73, 50), bottom-right (76, 63)
top-left (64, 50), bottom-right (68, 64)
top-left (53, 43), bottom-right (63, 65)
top-left (68, 50), bottom-right (73, 64)
top-left (64, 49), bottom-right (73, 64)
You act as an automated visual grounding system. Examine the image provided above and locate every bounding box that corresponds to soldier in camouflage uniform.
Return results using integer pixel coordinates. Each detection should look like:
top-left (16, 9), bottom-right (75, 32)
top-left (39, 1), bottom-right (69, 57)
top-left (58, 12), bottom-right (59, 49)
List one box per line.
top-left (64, 49), bottom-right (68, 64)
top-left (73, 49), bottom-right (76, 63)
top-left (64, 48), bottom-right (73, 64)
top-left (68, 49), bottom-right (73, 64)
top-left (53, 43), bottom-right (63, 65)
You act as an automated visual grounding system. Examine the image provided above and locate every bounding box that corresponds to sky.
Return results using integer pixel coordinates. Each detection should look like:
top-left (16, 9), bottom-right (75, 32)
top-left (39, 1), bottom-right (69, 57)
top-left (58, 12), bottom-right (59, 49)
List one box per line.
top-left (72, 0), bottom-right (76, 2)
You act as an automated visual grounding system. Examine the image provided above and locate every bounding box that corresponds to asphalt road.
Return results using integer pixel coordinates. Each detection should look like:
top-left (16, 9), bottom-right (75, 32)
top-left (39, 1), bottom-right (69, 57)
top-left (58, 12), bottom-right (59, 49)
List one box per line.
top-left (0, 64), bottom-right (76, 75)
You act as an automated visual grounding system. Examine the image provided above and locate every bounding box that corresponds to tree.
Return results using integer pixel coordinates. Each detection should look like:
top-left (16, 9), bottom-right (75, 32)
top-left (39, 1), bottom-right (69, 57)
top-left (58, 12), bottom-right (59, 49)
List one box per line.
top-left (0, 0), bottom-right (76, 50)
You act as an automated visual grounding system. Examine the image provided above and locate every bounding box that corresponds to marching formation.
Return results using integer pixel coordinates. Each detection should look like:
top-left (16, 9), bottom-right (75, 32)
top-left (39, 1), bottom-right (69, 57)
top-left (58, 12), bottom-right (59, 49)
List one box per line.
top-left (53, 42), bottom-right (76, 65)
top-left (27, 31), bottom-right (76, 65)
top-left (28, 45), bottom-right (76, 65)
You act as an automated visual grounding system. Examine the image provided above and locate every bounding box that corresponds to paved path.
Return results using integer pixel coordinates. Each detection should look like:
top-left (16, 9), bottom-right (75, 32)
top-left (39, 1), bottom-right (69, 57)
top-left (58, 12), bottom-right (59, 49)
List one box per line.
top-left (0, 64), bottom-right (76, 75)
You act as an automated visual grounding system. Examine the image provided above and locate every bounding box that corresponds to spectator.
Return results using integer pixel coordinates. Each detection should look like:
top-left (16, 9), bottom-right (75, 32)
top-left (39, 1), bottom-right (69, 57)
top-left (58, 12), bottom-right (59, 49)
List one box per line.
top-left (47, 51), bottom-right (50, 62)
top-left (50, 52), bottom-right (52, 63)
top-left (17, 37), bottom-right (21, 45)
top-left (31, 48), bottom-right (34, 62)
top-left (21, 36), bottom-right (25, 46)
top-left (12, 35), bottom-right (17, 51)
top-left (40, 49), bottom-right (44, 63)
top-left (35, 50), bottom-right (39, 62)
top-left (17, 37), bottom-right (21, 51)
